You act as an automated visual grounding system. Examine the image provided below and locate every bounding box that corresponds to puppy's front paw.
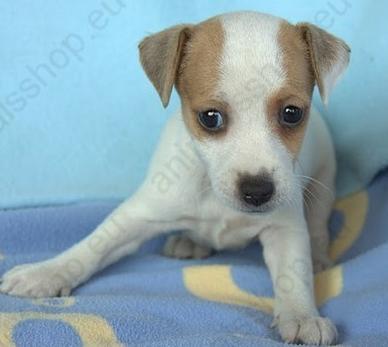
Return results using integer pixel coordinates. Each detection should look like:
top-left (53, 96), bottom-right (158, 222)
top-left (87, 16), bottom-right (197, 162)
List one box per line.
top-left (274, 314), bottom-right (338, 345)
top-left (0, 261), bottom-right (72, 298)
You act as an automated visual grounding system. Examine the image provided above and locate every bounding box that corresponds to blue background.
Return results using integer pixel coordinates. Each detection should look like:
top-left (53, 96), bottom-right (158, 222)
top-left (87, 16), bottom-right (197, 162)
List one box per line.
top-left (1, 0), bottom-right (387, 208)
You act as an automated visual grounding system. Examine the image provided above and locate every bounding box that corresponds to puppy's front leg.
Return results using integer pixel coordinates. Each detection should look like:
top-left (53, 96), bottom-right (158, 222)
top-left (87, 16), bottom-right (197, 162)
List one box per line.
top-left (260, 216), bottom-right (337, 345)
top-left (0, 195), bottom-right (185, 298)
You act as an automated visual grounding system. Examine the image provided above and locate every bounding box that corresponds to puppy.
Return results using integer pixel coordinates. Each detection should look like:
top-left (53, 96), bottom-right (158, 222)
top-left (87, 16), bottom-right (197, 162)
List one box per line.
top-left (0, 11), bottom-right (350, 345)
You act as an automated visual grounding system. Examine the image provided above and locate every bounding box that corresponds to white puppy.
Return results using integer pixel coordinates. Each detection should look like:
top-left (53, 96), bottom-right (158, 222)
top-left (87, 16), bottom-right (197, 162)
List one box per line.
top-left (0, 11), bottom-right (350, 345)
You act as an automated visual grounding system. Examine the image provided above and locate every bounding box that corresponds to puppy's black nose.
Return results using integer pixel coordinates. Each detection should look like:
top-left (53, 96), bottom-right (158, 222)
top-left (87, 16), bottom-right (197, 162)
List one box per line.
top-left (239, 175), bottom-right (275, 207)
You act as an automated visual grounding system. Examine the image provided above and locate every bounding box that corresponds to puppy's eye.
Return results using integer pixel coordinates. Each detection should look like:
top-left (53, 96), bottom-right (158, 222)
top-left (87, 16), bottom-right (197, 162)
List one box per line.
top-left (279, 105), bottom-right (304, 127)
top-left (198, 109), bottom-right (224, 131)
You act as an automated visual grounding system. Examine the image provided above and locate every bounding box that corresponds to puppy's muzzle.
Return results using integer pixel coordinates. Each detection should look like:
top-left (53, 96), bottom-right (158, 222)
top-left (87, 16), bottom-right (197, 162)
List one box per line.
top-left (239, 174), bottom-right (275, 208)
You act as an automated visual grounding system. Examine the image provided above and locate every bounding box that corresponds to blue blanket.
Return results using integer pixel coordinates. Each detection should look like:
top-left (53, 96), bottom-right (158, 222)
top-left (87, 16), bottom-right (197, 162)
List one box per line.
top-left (1, 169), bottom-right (388, 346)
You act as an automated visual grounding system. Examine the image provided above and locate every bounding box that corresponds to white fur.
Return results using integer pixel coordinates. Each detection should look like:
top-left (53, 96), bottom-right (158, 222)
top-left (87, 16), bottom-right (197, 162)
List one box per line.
top-left (0, 12), bottom-right (341, 346)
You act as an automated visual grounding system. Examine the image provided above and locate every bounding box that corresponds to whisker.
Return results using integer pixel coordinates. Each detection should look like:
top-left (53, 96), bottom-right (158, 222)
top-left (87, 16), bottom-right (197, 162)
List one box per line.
top-left (295, 183), bottom-right (313, 213)
top-left (296, 175), bottom-right (335, 201)
top-left (302, 191), bottom-right (313, 213)
top-left (294, 158), bottom-right (335, 200)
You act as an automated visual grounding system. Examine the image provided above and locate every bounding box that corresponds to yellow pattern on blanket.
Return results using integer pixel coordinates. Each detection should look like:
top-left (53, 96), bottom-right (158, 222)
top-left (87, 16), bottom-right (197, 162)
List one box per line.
top-left (0, 312), bottom-right (122, 347)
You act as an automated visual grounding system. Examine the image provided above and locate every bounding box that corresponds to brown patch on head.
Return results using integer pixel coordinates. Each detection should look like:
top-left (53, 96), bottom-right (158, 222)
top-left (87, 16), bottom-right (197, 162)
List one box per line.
top-left (175, 17), bottom-right (226, 140)
top-left (266, 21), bottom-right (315, 157)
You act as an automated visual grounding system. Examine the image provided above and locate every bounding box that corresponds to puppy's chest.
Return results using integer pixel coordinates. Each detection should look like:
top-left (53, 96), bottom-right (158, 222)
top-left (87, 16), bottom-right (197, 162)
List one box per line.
top-left (187, 215), bottom-right (263, 250)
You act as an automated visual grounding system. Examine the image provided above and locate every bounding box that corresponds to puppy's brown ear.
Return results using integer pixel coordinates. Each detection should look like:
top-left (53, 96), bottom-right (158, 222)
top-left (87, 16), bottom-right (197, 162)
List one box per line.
top-left (296, 23), bottom-right (350, 105)
top-left (139, 25), bottom-right (193, 108)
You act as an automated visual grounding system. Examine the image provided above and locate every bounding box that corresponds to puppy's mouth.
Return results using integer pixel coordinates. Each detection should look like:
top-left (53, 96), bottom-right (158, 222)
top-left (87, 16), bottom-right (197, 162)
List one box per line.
top-left (237, 199), bottom-right (278, 214)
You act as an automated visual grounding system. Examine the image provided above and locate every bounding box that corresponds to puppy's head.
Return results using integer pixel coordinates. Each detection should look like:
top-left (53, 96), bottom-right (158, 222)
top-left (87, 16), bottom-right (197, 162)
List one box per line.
top-left (139, 11), bottom-right (350, 213)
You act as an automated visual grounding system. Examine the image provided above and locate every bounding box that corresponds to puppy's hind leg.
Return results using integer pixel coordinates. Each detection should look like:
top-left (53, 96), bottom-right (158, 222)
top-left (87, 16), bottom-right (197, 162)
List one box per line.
top-left (303, 166), bottom-right (336, 273)
top-left (163, 233), bottom-right (212, 259)
top-left (0, 193), bottom-right (188, 298)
